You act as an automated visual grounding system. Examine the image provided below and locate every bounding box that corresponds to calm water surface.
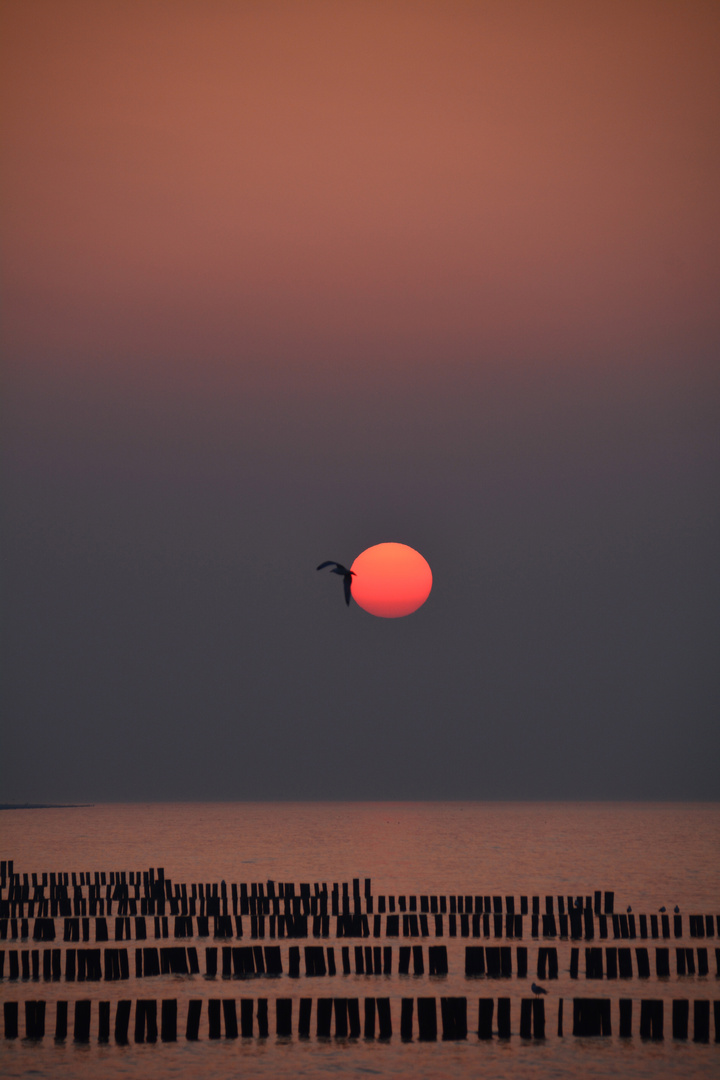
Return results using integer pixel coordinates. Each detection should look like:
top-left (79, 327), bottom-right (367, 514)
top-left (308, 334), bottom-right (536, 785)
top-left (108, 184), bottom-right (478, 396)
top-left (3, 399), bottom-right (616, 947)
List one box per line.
top-left (1, 801), bottom-right (718, 1079)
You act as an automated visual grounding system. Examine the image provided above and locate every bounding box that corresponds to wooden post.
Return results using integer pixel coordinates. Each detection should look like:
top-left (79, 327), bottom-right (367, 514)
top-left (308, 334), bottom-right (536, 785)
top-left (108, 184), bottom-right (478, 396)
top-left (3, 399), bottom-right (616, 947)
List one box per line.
top-left (429, 945), bottom-right (448, 974)
top-left (477, 998), bottom-right (494, 1039)
top-left (298, 998), bottom-right (312, 1038)
top-left (256, 998), bottom-right (268, 1038)
top-left (600, 999), bottom-right (611, 1035)
top-left (619, 998), bottom-right (632, 1037)
top-left (276, 998), bottom-right (292, 1037)
top-left (400, 998), bottom-right (413, 1040)
top-left (3, 1001), bottom-right (18, 1039)
top-left (417, 998), bottom-right (437, 1040)
top-left (186, 999), bottom-right (202, 1041)
top-left (160, 999), bottom-right (177, 1042)
top-left (25, 1000), bottom-right (46, 1039)
top-left (377, 997), bottom-right (392, 1039)
top-left (533, 998), bottom-right (546, 1038)
top-left (316, 998), bottom-right (332, 1037)
top-left (239, 998), bottom-right (253, 1038)
top-left (520, 999), bottom-right (532, 1039)
top-left (221, 999), bottom-right (237, 1039)
top-left (494, 997), bottom-right (509, 1038)
top-left (694, 1000), bottom-right (710, 1043)
top-left (672, 999), bottom-right (689, 1039)
top-left (619, 948), bottom-right (633, 978)
top-left (74, 999), bottom-right (91, 1042)
top-left (364, 997), bottom-right (375, 1038)
top-left (55, 1000), bottom-right (68, 1041)
top-left (113, 1000), bottom-right (130, 1044)
top-left (347, 998), bottom-right (361, 1038)
top-left (640, 999), bottom-right (663, 1039)
top-left (98, 1000), bottom-right (110, 1042)
top-left (205, 947), bottom-right (217, 976)
top-left (557, 998), bottom-right (564, 1037)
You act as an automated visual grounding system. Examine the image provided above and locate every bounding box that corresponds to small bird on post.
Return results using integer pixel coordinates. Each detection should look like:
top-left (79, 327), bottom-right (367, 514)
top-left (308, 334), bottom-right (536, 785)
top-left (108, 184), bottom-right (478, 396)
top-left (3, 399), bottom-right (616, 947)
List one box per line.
top-left (531, 983), bottom-right (548, 998)
top-left (317, 561), bottom-right (356, 606)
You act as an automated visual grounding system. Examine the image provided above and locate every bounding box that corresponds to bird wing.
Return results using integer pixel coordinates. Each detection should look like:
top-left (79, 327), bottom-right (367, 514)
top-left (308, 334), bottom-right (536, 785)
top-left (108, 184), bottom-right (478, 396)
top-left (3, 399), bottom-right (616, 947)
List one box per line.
top-left (343, 575), bottom-right (352, 606)
top-left (316, 561), bottom-right (338, 571)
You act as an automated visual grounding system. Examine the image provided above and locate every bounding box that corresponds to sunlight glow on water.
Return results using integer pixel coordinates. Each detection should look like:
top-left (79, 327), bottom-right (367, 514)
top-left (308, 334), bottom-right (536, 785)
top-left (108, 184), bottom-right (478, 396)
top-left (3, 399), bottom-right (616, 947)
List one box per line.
top-left (1, 802), bottom-right (718, 1079)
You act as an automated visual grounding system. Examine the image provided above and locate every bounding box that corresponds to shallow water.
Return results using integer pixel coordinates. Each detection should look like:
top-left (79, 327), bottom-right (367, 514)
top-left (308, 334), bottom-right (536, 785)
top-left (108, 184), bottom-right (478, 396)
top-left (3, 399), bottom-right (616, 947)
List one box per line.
top-left (1, 801), bottom-right (718, 1078)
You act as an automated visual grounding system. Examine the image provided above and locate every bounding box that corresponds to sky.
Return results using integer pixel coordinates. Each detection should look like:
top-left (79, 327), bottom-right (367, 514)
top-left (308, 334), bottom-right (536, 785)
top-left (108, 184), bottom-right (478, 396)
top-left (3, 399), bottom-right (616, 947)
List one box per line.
top-left (2, 0), bottom-right (719, 803)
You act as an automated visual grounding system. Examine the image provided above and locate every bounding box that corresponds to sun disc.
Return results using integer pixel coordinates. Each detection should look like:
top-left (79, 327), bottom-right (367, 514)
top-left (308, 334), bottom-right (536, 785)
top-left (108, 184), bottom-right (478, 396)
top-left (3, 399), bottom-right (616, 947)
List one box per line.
top-left (350, 542), bottom-right (432, 618)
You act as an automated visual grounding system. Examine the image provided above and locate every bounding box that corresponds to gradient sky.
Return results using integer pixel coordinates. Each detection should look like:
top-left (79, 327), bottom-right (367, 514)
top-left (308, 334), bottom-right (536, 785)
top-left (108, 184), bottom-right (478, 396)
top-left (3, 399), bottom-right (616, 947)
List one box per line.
top-left (2, 0), bottom-right (719, 802)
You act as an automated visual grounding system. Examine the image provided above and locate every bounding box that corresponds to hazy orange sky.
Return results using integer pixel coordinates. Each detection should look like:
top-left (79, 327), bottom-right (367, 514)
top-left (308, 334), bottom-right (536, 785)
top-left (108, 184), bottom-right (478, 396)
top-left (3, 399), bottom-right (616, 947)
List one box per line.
top-left (2, 2), bottom-right (719, 803)
top-left (3, 0), bottom-right (718, 386)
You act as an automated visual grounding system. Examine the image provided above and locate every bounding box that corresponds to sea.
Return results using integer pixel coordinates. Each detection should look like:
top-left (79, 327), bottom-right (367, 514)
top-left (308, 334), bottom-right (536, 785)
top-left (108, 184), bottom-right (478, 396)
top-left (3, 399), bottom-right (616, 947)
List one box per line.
top-left (1, 801), bottom-right (718, 1079)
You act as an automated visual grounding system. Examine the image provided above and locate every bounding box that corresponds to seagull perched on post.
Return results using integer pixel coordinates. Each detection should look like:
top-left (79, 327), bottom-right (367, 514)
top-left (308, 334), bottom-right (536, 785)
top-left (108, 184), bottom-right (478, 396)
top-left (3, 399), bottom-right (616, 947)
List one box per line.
top-left (531, 983), bottom-right (548, 998)
top-left (316, 561), bottom-right (356, 606)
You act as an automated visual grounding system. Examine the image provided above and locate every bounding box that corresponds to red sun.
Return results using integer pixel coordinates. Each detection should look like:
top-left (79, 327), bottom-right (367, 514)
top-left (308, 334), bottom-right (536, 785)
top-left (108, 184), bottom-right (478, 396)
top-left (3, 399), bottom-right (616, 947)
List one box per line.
top-left (350, 543), bottom-right (432, 618)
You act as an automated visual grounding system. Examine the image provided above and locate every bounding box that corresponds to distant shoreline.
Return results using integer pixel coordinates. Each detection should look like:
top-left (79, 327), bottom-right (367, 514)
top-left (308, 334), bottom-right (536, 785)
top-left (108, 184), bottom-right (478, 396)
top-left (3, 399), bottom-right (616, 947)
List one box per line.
top-left (0, 803), bottom-right (94, 810)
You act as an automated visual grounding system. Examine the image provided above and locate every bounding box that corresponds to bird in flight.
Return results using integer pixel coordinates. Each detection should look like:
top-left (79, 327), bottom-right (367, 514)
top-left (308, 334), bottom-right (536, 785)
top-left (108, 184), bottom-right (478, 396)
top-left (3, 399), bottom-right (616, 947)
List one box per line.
top-left (530, 983), bottom-right (548, 997)
top-left (317, 561), bottom-right (356, 606)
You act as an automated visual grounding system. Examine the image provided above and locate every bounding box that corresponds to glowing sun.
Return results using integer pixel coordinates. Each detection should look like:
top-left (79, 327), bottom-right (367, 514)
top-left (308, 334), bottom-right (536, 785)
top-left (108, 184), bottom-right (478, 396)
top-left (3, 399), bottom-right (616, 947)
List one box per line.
top-left (350, 542), bottom-right (432, 618)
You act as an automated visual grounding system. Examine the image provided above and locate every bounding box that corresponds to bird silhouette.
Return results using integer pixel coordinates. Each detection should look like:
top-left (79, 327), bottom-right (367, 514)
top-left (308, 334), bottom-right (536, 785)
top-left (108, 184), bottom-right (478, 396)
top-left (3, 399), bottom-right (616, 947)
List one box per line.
top-left (531, 983), bottom-right (548, 997)
top-left (674, 905), bottom-right (680, 913)
top-left (316, 561), bottom-right (356, 606)
top-left (659, 906), bottom-right (666, 913)
top-left (627, 906), bottom-right (632, 913)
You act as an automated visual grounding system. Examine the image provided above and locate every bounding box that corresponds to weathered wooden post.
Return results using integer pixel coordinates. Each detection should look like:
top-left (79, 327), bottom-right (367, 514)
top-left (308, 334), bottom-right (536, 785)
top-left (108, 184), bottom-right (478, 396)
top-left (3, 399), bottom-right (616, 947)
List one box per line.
top-left (417, 998), bottom-right (437, 1040)
top-left (256, 998), bottom-right (269, 1038)
top-left (477, 998), bottom-right (494, 1038)
top-left (98, 1000), bottom-right (110, 1042)
top-left (672, 999), bottom-right (689, 1039)
top-left (694, 1000), bottom-right (710, 1043)
top-left (364, 997), bottom-right (375, 1038)
top-left (640, 999), bottom-right (663, 1039)
top-left (55, 1000), bottom-right (68, 1041)
top-left (276, 998), bottom-right (292, 1037)
top-left (347, 998), bottom-right (361, 1038)
top-left (520, 998), bottom-right (532, 1039)
top-left (298, 998), bottom-right (312, 1038)
top-left (533, 998), bottom-right (545, 1038)
top-left (316, 998), bottom-right (332, 1037)
top-left (400, 998), bottom-right (413, 1040)
top-left (497, 997), bottom-right (511, 1038)
top-left (185, 999), bottom-right (202, 1041)
top-left (239, 998), bottom-right (253, 1037)
top-left (74, 999), bottom-right (91, 1042)
top-left (25, 1000), bottom-right (46, 1039)
top-left (3, 1001), bottom-right (18, 1039)
top-left (377, 997), bottom-right (392, 1039)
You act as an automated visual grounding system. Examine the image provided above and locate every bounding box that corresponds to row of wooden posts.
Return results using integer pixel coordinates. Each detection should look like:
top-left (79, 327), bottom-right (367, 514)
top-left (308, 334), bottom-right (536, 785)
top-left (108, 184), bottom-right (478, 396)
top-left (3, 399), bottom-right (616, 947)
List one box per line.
top-left (2, 942), bottom-right (719, 982)
top-left (2, 864), bottom-right (715, 944)
top-left (1, 864), bottom-right (621, 915)
top-left (4, 996), bottom-right (720, 1043)
top-left (3, 910), bottom-right (713, 942)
